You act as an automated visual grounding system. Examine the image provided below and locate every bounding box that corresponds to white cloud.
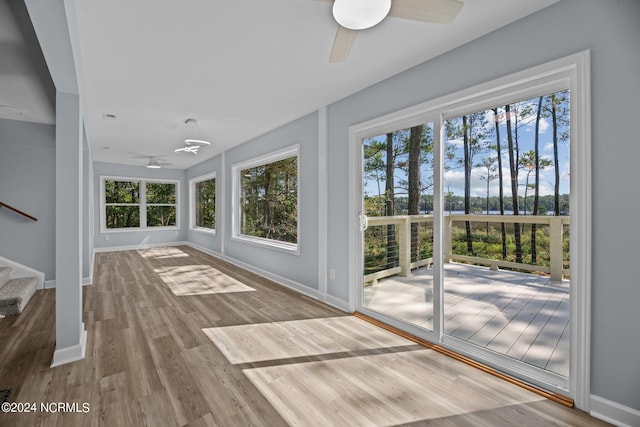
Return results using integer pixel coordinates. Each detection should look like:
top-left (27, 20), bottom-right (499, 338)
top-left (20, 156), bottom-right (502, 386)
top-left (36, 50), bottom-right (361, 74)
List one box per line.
top-left (538, 117), bottom-right (550, 132)
top-left (523, 116), bottom-right (550, 133)
top-left (446, 138), bottom-right (464, 147)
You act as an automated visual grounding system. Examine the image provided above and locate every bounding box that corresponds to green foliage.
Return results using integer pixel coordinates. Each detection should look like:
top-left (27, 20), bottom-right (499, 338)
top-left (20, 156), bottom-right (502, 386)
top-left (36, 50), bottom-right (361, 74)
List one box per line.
top-left (364, 223), bottom-right (433, 275)
top-left (104, 179), bottom-right (176, 229)
top-left (146, 183), bottom-right (176, 204)
top-left (241, 156), bottom-right (297, 244)
top-left (105, 180), bottom-right (140, 228)
top-left (195, 178), bottom-right (216, 229)
top-left (105, 180), bottom-right (139, 204)
top-left (363, 124), bottom-right (434, 201)
top-left (363, 219), bottom-right (569, 276)
top-left (147, 206), bottom-right (176, 227)
top-left (105, 205), bottom-right (140, 228)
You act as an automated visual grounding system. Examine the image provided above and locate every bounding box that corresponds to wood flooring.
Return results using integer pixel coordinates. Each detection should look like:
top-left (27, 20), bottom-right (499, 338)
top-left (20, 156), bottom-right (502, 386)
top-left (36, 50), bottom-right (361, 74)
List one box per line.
top-left (0, 246), bottom-right (609, 426)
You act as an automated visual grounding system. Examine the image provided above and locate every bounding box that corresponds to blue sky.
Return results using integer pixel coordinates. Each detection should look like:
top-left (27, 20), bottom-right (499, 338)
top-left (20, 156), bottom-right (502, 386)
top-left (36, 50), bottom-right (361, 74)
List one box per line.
top-left (364, 91), bottom-right (571, 200)
top-left (444, 111), bottom-right (570, 198)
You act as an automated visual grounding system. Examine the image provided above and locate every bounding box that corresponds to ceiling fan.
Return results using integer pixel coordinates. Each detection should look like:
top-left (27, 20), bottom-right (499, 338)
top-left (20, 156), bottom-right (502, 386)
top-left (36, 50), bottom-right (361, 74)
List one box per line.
top-left (128, 154), bottom-right (172, 169)
top-left (145, 156), bottom-right (172, 169)
top-left (318, 0), bottom-right (464, 62)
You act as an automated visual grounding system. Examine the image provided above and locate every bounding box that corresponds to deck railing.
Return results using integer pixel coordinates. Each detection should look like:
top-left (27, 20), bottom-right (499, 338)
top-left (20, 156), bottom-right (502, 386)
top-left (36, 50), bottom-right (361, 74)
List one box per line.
top-left (364, 214), bottom-right (569, 284)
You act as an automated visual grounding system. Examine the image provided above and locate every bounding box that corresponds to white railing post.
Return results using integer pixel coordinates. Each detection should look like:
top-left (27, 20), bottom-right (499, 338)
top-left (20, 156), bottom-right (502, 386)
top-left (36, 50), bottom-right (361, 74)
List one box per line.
top-left (444, 215), bottom-right (452, 263)
top-left (549, 217), bottom-right (563, 281)
top-left (398, 216), bottom-right (411, 276)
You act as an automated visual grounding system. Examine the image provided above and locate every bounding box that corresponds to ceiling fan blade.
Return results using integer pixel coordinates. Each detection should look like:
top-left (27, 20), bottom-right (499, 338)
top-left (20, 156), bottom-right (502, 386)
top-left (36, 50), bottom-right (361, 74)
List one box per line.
top-left (329, 25), bottom-right (358, 63)
top-left (389, 0), bottom-right (463, 24)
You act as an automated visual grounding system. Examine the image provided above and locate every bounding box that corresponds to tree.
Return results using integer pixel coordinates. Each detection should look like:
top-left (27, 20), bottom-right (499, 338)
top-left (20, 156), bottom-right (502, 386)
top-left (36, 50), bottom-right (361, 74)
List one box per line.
top-left (505, 104), bottom-right (523, 263)
top-left (241, 157), bottom-right (297, 243)
top-left (408, 125), bottom-right (422, 261)
top-left (531, 96), bottom-right (544, 263)
top-left (478, 156), bottom-right (498, 233)
top-left (492, 108), bottom-right (507, 259)
top-left (385, 133), bottom-right (397, 268)
top-left (544, 91), bottom-right (569, 215)
top-left (462, 116), bottom-right (473, 254)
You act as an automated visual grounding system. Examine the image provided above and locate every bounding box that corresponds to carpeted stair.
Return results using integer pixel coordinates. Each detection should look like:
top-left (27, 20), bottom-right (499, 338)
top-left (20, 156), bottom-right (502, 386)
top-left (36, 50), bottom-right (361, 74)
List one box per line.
top-left (0, 266), bottom-right (37, 317)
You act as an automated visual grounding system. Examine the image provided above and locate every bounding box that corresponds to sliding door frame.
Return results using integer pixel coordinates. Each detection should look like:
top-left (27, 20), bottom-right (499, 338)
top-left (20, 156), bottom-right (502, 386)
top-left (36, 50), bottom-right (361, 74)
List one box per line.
top-left (348, 51), bottom-right (591, 409)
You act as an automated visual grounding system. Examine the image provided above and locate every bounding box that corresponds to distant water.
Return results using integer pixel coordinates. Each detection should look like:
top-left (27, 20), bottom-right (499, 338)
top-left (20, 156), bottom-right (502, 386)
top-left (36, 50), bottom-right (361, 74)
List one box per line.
top-left (437, 210), bottom-right (561, 215)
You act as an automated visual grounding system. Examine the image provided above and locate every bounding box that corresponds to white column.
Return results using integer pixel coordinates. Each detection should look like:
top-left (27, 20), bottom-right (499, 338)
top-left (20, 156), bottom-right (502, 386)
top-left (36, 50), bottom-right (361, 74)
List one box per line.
top-left (51, 90), bottom-right (86, 367)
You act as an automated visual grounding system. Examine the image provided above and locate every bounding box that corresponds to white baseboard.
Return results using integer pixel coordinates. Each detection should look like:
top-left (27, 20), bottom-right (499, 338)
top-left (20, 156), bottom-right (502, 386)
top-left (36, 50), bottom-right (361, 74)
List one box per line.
top-left (186, 241), bottom-right (224, 260)
top-left (94, 241), bottom-right (190, 253)
top-left (50, 327), bottom-right (87, 368)
top-left (591, 395), bottom-right (640, 427)
top-left (185, 242), bottom-right (349, 313)
top-left (322, 294), bottom-right (350, 312)
top-left (44, 277), bottom-right (92, 289)
top-left (224, 254), bottom-right (323, 300)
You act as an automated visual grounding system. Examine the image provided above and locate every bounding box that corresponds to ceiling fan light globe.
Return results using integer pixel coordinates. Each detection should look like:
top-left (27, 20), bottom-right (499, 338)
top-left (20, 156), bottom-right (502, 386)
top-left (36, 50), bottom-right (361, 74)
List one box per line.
top-left (146, 164), bottom-right (161, 169)
top-left (332, 0), bottom-right (391, 30)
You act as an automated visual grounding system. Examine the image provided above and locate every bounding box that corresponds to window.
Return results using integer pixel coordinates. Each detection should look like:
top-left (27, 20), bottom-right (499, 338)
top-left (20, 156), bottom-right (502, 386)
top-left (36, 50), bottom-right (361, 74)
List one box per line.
top-left (104, 179), bottom-right (141, 228)
top-left (146, 182), bottom-right (177, 227)
top-left (232, 145), bottom-right (299, 252)
top-left (101, 177), bottom-right (178, 231)
top-left (190, 172), bottom-right (216, 233)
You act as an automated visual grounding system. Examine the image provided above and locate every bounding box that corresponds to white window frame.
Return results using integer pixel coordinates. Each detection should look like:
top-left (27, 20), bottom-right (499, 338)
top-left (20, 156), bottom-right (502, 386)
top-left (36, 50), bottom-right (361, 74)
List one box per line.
top-left (348, 51), bottom-right (591, 409)
top-left (100, 176), bottom-right (180, 233)
top-left (231, 144), bottom-right (300, 254)
top-left (189, 171), bottom-right (217, 235)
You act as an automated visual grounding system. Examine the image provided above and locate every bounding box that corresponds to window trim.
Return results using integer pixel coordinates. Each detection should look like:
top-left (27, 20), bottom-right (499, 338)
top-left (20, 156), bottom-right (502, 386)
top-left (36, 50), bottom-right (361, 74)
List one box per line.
top-left (231, 144), bottom-right (300, 254)
top-left (100, 175), bottom-right (180, 233)
top-left (189, 171), bottom-right (217, 235)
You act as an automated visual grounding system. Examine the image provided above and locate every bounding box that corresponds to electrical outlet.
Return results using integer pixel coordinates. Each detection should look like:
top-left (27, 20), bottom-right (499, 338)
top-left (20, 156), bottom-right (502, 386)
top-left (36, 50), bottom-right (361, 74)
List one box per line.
top-left (329, 269), bottom-right (335, 280)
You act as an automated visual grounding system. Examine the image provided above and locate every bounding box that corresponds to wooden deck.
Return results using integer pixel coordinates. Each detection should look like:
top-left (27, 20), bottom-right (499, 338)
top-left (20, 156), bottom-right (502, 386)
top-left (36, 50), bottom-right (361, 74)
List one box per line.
top-left (364, 263), bottom-right (570, 377)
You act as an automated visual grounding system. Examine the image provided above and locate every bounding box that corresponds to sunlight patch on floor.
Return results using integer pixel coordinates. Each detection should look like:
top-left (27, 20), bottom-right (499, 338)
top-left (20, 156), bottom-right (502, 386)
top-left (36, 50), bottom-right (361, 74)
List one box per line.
top-left (243, 349), bottom-right (546, 427)
top-left (364, 263), bottom-right (570, 377)
top-left (155, 265), bottom-right (255, 296)
top-left (203, 316), bottom-right (412, 364)
top-left (138, 247), bottom-right (190, 259)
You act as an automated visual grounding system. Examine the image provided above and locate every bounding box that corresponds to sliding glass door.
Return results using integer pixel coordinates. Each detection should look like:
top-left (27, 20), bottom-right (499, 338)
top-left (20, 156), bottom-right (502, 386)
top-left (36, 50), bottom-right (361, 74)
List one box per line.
top-left (441, 93), bottom-right (571, 386)
top-left (361, 123), bottom-right (435, 332)
top-left (351, 53), bottom-right (589, 399)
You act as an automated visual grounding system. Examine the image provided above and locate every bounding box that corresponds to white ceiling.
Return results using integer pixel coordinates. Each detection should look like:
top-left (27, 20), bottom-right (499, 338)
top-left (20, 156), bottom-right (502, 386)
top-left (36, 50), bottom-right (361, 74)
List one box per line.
top-left (1, 0), bottom-right (560, 170)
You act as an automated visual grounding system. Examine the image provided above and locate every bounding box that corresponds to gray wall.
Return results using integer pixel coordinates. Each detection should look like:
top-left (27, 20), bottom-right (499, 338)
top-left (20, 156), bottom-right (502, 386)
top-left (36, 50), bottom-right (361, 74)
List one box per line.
top-left (224, 112), bottom-right (319, 291)
top-left (186, 156), bottom-right (222, 253)
top-left (93, 161), bottom-right (187, 249)
top-left (0, 118), bottom-right (56, 279)
top-left (325, 0), bottom-right (640, 411)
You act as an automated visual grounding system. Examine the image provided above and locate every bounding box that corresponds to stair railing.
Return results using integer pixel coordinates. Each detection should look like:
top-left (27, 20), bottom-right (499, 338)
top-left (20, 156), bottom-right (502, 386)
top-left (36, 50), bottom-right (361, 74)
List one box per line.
top-left (0, 201), bottom-right (38, 222)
